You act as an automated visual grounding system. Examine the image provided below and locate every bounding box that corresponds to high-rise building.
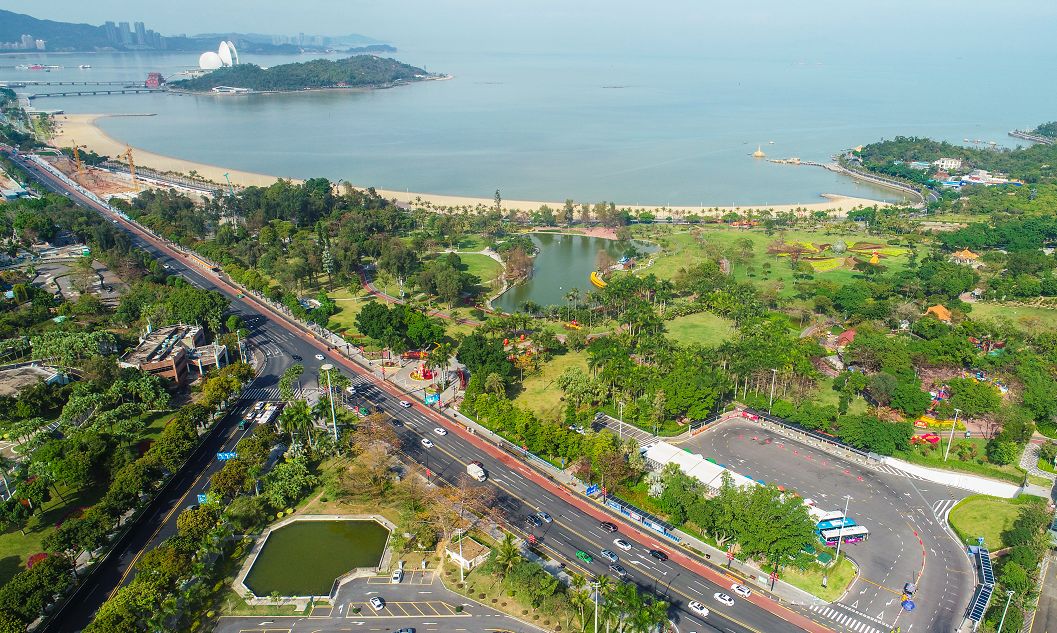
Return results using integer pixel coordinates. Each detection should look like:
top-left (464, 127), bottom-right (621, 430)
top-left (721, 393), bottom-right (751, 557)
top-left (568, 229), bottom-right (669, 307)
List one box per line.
top-left (20, 34), bottom-right (33, 49)
top-left (104, 21), bottom-right (118, 44)
top-left (35, 39), bottom-right (46, 50)
top-left (118, 22), bottom-right (132, 45)
top-left (134, 22), bottom-right (147, 46)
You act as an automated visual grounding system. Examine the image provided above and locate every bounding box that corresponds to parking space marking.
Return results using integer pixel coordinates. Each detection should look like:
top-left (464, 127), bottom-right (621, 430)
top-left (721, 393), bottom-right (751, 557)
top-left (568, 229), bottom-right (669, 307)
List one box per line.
top-left (346, 601), bottom-right (467, 618)
top-left (309, 605), bottom-right (333, 617)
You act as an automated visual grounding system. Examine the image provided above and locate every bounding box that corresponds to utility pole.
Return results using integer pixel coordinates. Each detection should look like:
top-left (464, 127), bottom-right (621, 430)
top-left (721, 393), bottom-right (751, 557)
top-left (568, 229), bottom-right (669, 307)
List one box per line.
top-left (824, 494), bottom-right (851, 588)
top-left (592, 580), bottom-right (600, 633)
top-left (943, 408), bottom-right (961, 462)
top-left (768, 368), bottom-right (778, 413)
top-left (320, 364), bottom-right (339, 443)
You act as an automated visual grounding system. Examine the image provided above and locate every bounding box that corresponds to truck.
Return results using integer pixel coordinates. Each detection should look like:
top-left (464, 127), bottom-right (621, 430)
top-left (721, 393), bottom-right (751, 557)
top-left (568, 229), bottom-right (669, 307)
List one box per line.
top-left (466, 461), bottom-right (487, 482)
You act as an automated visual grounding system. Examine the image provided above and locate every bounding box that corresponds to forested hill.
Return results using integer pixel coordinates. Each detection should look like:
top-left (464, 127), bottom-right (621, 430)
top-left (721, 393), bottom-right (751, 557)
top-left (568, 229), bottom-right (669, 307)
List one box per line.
top-left (856, 134), bottom-right (1057, 184)
top-left (169, 56), bottom-right (432, 92)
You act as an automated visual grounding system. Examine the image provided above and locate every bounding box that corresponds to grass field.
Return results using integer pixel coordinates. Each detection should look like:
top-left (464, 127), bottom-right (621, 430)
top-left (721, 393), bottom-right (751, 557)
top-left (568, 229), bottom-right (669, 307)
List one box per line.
top-left (969, 302), bottom-right (1057, 332)
top-left (948, 495), bottom-right (1038, 549)
top-left (326, 287), bottom-right (375, 336)
top-left (513, 350), bottom-right (588, 421)
top-left (895, 438), bottom-right (1026, 484)
top-left (0, 484), bottom-right (105, 585)
top-left (635, 226), bottom-right (920, 298)
top-left (665, 311), bottom-right (735, 345)
top-left (458, 253), bottom-right (503, 288)
top-left (139, 410), bottom-right (176, 443)
top-left (782, 555), bottom-right (857, 602)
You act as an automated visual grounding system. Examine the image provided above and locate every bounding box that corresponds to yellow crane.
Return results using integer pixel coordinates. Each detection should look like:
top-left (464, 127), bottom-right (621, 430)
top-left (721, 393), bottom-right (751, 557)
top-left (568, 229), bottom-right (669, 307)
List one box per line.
top-left (71, 141), bottom-right (87, 177)
top-left (124, 145), bottom-right (138, 191)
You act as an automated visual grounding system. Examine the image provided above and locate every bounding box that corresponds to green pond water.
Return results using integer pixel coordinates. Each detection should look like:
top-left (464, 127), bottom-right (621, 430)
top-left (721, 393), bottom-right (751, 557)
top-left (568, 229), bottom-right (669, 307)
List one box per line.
top-left (245, 520), bottom-right (390, 597)
top-left (492, 232), bottom-right (656, 312)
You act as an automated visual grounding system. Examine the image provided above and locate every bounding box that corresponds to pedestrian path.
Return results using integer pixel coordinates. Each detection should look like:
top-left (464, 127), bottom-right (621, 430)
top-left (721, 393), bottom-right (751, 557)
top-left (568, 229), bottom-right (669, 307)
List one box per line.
top-left (1021, 442), bottom-right (1056, 481)
top-left (808, 603), bottom-right (886, 633)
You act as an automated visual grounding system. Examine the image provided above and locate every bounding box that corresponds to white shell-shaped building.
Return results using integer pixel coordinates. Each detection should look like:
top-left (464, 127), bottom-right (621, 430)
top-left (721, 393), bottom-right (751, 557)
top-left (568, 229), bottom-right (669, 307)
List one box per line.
top-left (199, 41), bottom-right (239, 71)
top-left (198, 51), bottom-right (223, 70)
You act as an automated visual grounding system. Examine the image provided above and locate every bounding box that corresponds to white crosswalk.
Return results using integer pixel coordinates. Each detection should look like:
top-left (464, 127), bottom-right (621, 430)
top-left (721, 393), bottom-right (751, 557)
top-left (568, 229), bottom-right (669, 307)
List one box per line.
top-left (932, 498), bottom-right (957, 519)
top-left (871, 462), bottom-right (927, 481)
top-left (808, 604), bottom-right (885, 633)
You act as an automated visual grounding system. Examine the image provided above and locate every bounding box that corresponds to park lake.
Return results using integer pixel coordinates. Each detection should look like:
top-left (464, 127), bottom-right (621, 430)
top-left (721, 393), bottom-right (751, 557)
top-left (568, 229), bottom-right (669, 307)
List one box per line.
top-left (491, 232), bottom-right (656, 313)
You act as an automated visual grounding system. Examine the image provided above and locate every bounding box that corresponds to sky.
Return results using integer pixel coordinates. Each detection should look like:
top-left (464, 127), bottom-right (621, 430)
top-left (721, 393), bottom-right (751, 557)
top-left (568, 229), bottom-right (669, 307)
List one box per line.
top-left (5, 1), bottom-right (1057, 57)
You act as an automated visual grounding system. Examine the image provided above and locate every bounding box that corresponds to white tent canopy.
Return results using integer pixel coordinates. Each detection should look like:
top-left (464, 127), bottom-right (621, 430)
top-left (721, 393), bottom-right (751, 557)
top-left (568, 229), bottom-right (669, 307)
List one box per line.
top-left (643, 441), bottom-right (757, 491)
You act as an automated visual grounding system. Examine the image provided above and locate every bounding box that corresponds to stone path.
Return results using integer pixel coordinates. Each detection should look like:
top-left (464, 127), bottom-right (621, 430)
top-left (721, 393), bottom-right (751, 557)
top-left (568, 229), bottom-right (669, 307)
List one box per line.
top-left (1021, 441), bottom-right (1056, 481)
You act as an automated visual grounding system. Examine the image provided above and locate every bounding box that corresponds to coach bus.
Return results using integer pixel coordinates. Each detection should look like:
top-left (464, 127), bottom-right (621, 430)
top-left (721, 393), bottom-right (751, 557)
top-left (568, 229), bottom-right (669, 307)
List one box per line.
top-left (820, 525), bottom-right (870, 546)
top-left (816, 517), bottom-right (857, 533)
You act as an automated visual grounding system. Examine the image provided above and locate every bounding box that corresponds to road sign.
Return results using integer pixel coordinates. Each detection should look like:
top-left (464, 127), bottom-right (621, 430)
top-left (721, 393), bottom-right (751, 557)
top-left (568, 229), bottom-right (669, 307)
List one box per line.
top-left (197, 494), bottom-right (208, 504)
top-left (424, 393), bottom-right (440, 404)
top-left (217, 451), bottom-right (237, 461)
top-left (585, 484), bottom-right (600, 496)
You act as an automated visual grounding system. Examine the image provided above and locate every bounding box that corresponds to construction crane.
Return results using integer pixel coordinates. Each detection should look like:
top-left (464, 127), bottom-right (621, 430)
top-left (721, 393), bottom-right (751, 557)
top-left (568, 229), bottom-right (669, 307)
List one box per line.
top-left (124, 145), bottom-right (138, 191)
top-left (223, 173), bottom-right (238, 226)
top-left (70, 140), bottom-right (87, 177)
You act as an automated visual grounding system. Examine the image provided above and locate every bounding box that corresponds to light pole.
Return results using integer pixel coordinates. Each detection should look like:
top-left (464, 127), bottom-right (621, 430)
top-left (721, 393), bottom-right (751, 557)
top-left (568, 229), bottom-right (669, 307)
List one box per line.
top-left (618, 401), bottom-right (625, 441)
top-left (996, 589), bottom-right (1015, 632)
top-left (824, 494), bottom-right (851, 587)
top-left (592, 580), bottom-right (600, 633)
top-left (943, 408), bottom-right (961, 462)
top-left (768, 368), bottom-right (778, 413)
top-left (320, 364), bottom-right (339, 443)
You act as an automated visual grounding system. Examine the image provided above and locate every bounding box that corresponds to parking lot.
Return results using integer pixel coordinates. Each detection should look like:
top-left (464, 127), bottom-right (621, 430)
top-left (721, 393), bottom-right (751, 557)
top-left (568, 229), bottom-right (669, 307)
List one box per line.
top-left (678, 418), bottom-right (975, 633)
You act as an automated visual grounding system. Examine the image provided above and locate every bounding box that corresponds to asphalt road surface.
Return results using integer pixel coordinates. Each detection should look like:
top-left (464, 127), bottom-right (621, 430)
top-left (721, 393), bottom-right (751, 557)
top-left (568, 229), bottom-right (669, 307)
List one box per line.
top-left (681, 419), bottom-right (976, 633)
top-left (7, 146), bottom-right (825, 633)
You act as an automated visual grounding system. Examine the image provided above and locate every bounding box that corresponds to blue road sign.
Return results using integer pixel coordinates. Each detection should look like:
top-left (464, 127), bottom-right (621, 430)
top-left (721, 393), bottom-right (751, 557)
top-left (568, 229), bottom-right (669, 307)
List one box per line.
top-left (424, 393), bottom-right (440, 404)
top-left (197, 494), bottom-right (208, 504)
top-left (217, 452), bottom-right (237, 461)
top-left (585, 484), bottom-right (600, 496)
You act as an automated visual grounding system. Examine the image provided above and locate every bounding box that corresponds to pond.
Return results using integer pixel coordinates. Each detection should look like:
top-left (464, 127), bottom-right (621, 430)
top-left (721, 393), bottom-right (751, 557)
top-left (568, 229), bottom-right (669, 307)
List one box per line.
top-left (491, 232), bottom-right (656, 312)
top-left (244, 519), bottom-right (390, 597)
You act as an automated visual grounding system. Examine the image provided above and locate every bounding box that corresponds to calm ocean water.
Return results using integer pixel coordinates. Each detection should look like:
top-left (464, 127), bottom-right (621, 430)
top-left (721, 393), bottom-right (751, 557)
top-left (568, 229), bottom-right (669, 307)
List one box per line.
top-left (5, 32), bottom-right (1055, 205)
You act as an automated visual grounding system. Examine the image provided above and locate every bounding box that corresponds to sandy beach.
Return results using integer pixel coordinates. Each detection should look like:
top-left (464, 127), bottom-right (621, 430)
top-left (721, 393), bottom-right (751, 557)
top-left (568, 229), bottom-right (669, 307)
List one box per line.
top-left (50, 113), bottom-right (891, 216)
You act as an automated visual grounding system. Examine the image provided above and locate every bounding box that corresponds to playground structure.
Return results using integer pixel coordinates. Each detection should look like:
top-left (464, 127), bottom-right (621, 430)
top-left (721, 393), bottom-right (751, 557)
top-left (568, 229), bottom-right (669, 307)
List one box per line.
top-left (590, 270), bottom-right (607, 288)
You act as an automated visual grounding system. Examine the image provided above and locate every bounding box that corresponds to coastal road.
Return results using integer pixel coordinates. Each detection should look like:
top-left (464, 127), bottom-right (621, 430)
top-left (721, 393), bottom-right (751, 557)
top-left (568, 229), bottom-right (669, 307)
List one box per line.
top-left (6, 146), bottom-right (831, 633)
top-left (680, 420), bottom-right (975, 633)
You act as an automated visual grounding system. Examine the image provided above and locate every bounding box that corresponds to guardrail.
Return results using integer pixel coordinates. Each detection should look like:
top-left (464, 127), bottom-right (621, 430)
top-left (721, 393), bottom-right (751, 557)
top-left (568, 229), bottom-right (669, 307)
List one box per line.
top-left (740, 407), bottom-right (872, 459)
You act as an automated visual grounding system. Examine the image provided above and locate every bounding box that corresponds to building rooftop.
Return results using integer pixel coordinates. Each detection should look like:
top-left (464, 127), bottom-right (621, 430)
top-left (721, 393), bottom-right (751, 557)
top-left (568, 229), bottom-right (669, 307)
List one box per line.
top-left (0, 364), bottom-right (64, 398)
top-left (122, 324), bottom-right (201, 367)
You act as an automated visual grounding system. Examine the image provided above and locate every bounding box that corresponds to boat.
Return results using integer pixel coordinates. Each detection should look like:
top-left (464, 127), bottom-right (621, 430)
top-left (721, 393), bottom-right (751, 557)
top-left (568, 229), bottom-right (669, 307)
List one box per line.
top-left (79, 64), bottom-right (92, 69)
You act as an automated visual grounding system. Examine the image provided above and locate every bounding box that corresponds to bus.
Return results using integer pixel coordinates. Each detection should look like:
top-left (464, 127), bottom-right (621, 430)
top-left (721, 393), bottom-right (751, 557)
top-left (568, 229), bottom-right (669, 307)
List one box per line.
top-left (807, 506), bottom-right (845, 524)
top-left (816, 517), bottom-right (857, 533)
top-left (820, 526), bottom-right (870, 546)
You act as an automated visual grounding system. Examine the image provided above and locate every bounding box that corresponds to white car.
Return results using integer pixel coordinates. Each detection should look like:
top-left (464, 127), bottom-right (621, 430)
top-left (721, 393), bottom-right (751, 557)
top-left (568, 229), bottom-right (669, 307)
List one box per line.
top-left (399, 400), bottom-right (412, 408)
top-left (314, 353), bottom-right (325, 361)
top-left (433, 427), bottom-right (447, 436)
top-left (369, 596), bottom-right (385, 611)
top-left (713, 592), bottom-right (735, 607)
top-left (391, 569), bottom-right (403, 584)
top-left (613, 538), bottom-right (632, 551)
top-left (688, 600), bottom-right (710, 617)
top-left (421, 438), bottom-right (434, 449)
top-left (731, 583), bottom-right (752, 598)
top-left (600, 549), bottom-right (618, 563)
top-left (346, 386), bottom-right (357, 395)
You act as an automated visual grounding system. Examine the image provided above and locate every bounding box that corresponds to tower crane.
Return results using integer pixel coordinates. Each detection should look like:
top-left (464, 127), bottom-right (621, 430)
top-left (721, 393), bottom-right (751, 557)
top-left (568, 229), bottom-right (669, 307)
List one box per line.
top-left (124, 145), bottom-right (138, 191)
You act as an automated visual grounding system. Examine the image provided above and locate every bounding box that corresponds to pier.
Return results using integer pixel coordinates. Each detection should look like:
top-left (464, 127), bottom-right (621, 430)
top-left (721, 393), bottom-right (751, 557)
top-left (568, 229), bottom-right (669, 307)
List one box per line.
top-left (25, 88), bottom-right (165, 99)
top-left (1008, 130), bottom-right (1055, 145)
top-left (768, 157), bottom-right (930, 206)
top-left (0, 80), bottom-right (143, 87)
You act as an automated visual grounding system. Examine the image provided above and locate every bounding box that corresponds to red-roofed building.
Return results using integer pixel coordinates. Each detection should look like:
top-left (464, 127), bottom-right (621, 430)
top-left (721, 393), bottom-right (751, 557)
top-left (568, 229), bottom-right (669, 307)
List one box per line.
top-left (836, 329), bottom-right (857, 348)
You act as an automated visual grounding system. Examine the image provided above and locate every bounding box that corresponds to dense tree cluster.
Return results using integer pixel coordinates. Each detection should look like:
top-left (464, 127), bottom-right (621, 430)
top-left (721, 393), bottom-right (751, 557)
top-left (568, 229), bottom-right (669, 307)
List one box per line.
top-left (170, 56), bottom-right (430, 92)
top-left (857, 135), bottom-right (1057, 184)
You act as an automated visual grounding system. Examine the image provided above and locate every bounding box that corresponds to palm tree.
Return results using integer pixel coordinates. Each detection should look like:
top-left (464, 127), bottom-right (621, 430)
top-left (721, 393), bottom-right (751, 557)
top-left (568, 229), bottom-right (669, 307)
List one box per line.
top-left (491, 532), bottom-right (521, 586)
top-left (484, 372), bottom-right (506, 397)
top-left (279, 399), bottom-right (314, 447)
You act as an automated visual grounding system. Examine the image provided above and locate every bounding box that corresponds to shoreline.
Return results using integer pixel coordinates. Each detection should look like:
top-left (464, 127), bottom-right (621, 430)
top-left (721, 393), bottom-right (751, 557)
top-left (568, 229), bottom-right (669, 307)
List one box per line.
top-left (48, 113), bottom-right (893, 216)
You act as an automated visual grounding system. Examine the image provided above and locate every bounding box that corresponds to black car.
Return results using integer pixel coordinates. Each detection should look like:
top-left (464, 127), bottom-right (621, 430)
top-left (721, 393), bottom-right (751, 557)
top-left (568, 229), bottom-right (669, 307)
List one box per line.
top-left (391, 418), bottom-right (403, 427)
top-left (600, 521), bottom-right (618, 533)
top-left (291, 354), bottom-right (303, 361)
top-left (527, 514), bottom-right (543, 528)
top-left (649, 549), bottom-right (668, 562)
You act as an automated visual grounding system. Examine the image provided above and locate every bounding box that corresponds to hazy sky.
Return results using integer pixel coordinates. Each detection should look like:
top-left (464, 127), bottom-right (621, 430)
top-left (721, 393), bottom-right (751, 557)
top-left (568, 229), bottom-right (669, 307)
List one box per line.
top-left (6, 1), bottom-right (1056, 57)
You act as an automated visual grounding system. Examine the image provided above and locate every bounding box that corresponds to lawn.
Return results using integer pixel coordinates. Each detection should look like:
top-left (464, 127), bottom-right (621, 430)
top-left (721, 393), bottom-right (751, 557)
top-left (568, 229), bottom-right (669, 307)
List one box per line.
top-left (513, 350), bottom-right (588, 421)
top-left (0, 484), bottom-right (105, 585)
top-left (894, 438), bottom-right (1026, 484)
top-left (326, 287), bottom-right (374, 336)
top-left (139, 410), bottom-right (176, 443)
top-left (782, 555), bottom-right (857, 602)
top-left (968, 302), bottom-right (1057, 332)
top-left (810, 377), bottom-right (868, 415)
top-left (948, 495), bottom-right (1040, 549)
top-left (665, 311), bottom-right (735, 345)
top-left (636, 226), bottom-right (921, 299)
top-left (458, 253), bottom-right (503, 288)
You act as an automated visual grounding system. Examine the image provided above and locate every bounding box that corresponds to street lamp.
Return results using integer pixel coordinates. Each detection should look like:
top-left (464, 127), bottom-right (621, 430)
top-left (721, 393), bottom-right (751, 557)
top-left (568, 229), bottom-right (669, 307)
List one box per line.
top-left (943, 408), bottom-right (961, 462)
top-left (768, 368), bottom-right (778, 414)
top-left (618, 401), bottom-right (625, 441)
top-left (823, 494), bottom-right (852, 588)
top-left (320, 364), bottom-right (339, 443)
top-left (592, 580), bottom-right (600, 633)
top-left (996, 589), bottom-right (1015, 632)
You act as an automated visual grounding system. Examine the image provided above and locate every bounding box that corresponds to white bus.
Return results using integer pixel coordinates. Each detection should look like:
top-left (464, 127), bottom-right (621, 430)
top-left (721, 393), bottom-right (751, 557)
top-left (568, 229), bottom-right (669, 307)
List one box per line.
top-left (820, 525), bottom-right (870, 546)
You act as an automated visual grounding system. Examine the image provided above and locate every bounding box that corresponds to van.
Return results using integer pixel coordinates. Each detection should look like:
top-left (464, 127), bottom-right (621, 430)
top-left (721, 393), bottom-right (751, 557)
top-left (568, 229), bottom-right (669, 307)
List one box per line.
top-left (391, 569), bottom-right (403, 584)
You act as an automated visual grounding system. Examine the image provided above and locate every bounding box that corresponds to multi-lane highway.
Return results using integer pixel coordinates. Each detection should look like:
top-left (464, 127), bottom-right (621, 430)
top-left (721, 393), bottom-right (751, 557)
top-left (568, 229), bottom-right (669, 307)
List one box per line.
top-left (5, 146), bottom-right (832, 633)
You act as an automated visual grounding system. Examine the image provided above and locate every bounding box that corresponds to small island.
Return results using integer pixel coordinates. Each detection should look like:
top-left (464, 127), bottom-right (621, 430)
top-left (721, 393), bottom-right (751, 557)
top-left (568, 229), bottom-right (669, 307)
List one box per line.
top-left (168, 55), bottom-right (442, 94)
